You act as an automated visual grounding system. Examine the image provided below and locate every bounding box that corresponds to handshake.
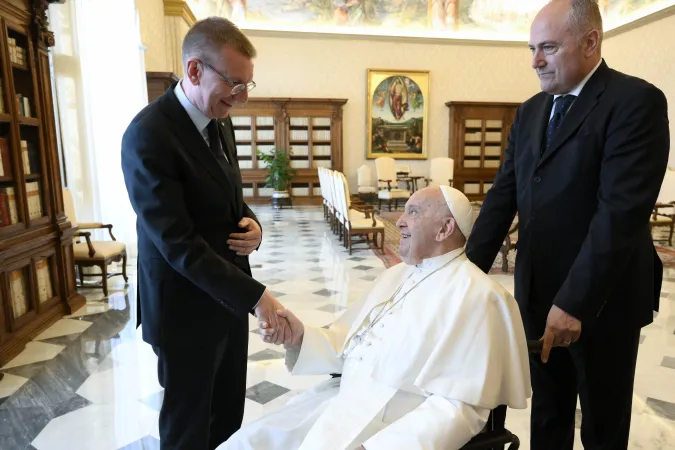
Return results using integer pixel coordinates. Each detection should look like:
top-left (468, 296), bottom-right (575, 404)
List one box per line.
top-left (254, 289), bottom-right (304, 349)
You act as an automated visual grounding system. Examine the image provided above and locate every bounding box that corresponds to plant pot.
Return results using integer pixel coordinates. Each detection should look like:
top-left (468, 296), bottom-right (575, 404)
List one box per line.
top-left (271, 190), bottom-right (292, 209)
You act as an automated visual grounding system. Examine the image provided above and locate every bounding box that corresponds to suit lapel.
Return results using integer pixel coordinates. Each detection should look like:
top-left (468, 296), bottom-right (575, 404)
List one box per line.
top-left (158, 85), bottom-right (236, 196)
top-left (538, 61), bottom-right (608, 167)
top-left (531, 95), bottom-right (553, 164)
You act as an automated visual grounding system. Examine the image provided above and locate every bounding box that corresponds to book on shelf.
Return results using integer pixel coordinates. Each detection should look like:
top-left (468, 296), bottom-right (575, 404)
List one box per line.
top-left (0, 186), bottom-right (18, 226)
top-left (290, 117), bottom-right (309, 127)
top-left (26, 181), bottom-right (43, 219)
top-left (230, 116), bottom-right (251, 126)
top-left (36, 259), bottom-right (54, 303)
top-left (20, 140), bottom-right (40, 174)
top-left (312, 129), bottom-right (331, 141)
top-left (15, 94), bottom-right (31, 117)
top-left (0, 137), bottom-right (11, 176)
top-left (9, 269), bottom-right (28, 319)
top-left (7, 38), bottom-right (27, 66)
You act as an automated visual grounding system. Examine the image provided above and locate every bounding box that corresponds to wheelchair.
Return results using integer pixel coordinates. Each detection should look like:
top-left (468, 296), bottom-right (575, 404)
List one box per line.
top-left (460, 339), bottom-right (542, 450)
top-left (331, 340), bottom-right (541, 450)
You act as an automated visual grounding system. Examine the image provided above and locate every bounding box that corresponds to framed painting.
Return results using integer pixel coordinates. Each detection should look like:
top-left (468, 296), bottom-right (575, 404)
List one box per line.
top-left (366, 69), bottom-right (429, 160)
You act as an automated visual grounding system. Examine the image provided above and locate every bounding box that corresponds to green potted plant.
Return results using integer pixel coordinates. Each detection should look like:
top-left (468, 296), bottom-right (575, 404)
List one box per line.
top-left (257, 147), bottom-right (298, 208)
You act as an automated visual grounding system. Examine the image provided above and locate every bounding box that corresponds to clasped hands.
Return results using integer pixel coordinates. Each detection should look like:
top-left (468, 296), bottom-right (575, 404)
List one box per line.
top-left (254, 290), bottom-right (304, 348)
top-left (539, 305), bottom-right (582, 363)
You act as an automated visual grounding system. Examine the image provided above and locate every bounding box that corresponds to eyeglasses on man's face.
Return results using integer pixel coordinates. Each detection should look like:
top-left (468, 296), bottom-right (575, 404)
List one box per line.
top-left (200, 60), bottom-right (256, 96)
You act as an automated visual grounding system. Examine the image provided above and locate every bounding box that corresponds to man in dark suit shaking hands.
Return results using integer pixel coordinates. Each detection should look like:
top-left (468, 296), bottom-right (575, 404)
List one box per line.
top-left (122, 17), bottom-right (290, 450)
top-left (466, 1), bottom-right (670, 449)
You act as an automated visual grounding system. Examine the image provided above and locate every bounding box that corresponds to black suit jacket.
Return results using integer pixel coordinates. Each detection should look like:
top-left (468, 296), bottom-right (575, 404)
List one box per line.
top-left (466, 60), bottom-right (670, 330)
top-left (121, 84), bottom-right (265, 346)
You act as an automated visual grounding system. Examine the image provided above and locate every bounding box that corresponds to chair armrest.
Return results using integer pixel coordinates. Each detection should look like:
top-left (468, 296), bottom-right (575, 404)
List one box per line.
top-left (78, 223), bottom-right (117, 241)
top-left (75, 231), bottom-right (96, 258)
top-left (378, 179), bottom-right (393, 191)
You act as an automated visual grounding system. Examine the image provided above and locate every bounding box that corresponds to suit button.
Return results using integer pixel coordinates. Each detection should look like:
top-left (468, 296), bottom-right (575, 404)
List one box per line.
top-left (533, 176), bottom-right (542, 183)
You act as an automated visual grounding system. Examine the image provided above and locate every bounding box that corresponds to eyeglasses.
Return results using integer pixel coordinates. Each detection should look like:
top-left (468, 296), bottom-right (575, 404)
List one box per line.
top-left (200, 60), bottom-right (256, 96)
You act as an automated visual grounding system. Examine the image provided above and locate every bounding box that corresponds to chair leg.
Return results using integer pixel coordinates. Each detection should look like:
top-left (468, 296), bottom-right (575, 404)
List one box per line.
top-left (388, 199), bottom-right (392, 211)
top-left (101, 263), bottom-right (109, 297)
top-left (669, 224), bottom-right (673, 246)
top-left (122, 251), bottom-right (129, 282)
top-left (77, 265), bottom-right (84, 286)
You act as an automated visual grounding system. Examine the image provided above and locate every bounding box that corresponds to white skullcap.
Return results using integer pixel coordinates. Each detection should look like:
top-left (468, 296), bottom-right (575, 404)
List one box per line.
top-left (439, 185), bottom-right (474, 239)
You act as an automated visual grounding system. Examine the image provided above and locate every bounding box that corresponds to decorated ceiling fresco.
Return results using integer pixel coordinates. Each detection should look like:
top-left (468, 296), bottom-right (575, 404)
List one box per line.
top-left (203, 0), bottom-right (675, 40)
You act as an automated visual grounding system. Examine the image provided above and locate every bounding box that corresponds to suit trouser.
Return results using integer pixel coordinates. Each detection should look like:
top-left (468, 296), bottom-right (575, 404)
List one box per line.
top-left (523, 303), bottom-right (640, 450)
top-left (154, 318), bottom-right (249, 450)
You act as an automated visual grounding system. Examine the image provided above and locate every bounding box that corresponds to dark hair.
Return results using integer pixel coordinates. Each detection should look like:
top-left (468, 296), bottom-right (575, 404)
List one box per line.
top-left (181, 16), bottom-right (257, 66)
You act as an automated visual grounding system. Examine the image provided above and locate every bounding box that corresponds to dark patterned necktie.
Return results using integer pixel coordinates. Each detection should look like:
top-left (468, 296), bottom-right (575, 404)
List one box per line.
top-left (206, 119), bottom-right (230, 167)
top-left (545, 94), bottom-right (576, 150)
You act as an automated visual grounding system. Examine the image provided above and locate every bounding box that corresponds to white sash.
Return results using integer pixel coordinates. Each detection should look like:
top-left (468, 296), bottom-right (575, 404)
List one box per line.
top-left (298, 372), bottom-right (397, 450)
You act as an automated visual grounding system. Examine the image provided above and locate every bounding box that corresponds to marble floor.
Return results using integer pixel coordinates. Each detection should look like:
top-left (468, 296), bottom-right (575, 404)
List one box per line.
top-left (0, 205), bottom-right (674, 449)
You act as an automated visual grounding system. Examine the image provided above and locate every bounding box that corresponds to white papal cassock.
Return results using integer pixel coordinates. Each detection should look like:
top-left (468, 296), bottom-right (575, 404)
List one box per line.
top-left (219, 248), bottom-right (531, 450)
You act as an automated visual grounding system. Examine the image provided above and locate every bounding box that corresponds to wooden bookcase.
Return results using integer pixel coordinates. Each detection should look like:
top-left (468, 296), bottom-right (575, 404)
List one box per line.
top-left (0, 1), bottom-right (84, 366)
top-left (228, 98), bottom-right (347, 205)
top-left (446, 101), bottom-right (520, 201)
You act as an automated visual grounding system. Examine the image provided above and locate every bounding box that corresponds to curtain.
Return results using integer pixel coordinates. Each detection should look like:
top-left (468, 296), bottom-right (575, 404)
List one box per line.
top-left (48, 0), bottom-right (147, 259)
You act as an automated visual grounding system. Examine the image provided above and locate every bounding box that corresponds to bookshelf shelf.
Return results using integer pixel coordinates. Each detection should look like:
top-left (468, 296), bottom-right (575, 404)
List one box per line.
top-left (18, 117), bottom-right (40, 127)
top-left (0, 3), bottom-right (85, 366)
top-left (229, 98), bottom-right (346, 205)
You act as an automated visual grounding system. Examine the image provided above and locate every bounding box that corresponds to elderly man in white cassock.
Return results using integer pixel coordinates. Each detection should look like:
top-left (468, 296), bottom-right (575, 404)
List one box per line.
top-left (219, 186), bottom-right (531, 450)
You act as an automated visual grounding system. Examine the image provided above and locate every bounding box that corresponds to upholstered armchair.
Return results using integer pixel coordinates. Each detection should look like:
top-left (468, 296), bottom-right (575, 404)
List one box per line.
top-left (375, 157), bottom-right (411, 211)
top-left (425, 157), bottom-right (454, 187)
top-left (63, 188), bottom-right (128, 296)
top-left (357, 164), bottom-right (377, 201)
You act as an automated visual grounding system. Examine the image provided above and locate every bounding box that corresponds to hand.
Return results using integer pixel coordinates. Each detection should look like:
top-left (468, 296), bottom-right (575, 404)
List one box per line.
top-left (275, 308), bottom-right (305, 349)
top-left (227, 218), bottom-right (262, 256)
top-left (254, 290), bottom-right (289, 345)
top-left (540, 305), bottom-right (582, 363)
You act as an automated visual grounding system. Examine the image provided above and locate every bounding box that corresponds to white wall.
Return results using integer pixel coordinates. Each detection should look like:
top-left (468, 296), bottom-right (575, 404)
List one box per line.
top-left (246, 33), bottom-right (540, 187)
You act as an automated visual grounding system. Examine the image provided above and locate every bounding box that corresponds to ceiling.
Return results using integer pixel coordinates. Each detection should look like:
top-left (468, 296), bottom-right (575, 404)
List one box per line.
top-left (186, 0), bottom-right (675, 42)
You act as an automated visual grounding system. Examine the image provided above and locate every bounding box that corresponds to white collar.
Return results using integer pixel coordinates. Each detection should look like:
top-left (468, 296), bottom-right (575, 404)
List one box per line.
top-left (174, 79), bottom-right (211, 134)
top-left (553, 58), bottom-right (602, 101)
top-left (414, 247), bottom-right (465, 271)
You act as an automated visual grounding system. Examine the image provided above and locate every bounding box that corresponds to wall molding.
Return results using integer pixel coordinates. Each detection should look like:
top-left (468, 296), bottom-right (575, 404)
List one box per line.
top-left (236, 4), bottom-right (675, 46)
top-left (604, 4), bottom-right (675, 38)
top-left (163, 0), bottom-right (196, 26)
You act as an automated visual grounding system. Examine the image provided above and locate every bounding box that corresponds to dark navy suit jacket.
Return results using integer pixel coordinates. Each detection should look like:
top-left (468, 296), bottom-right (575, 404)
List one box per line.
top-left (466, 60), bottom-right (670, 331)
top-left (122, 85), bottom-right (264, 346)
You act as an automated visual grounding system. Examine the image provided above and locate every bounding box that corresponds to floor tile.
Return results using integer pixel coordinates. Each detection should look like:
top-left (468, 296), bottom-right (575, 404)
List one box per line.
top-left (34, 319), bottom-right (93, 341)
top-left (245, 381), bottom-right (290, 405)
top-left (248, 349), bottom-right (285, 362)
top-left (646, 398), bottom-right (675, 421)
top-left (117, 436), bottom-right (160, 450)
top-left (1, 342), bottom-right (66, 370)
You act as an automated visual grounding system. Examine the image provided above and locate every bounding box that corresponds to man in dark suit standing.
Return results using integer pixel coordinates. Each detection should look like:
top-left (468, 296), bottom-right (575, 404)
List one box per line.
top-left (466, 1), bottom-right (670, 449)
top-left (122, 18), bottom-right (289, 450)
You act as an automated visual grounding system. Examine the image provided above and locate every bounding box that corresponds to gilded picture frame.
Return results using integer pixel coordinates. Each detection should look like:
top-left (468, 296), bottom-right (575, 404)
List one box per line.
top-left (366, 69), bottom-right (429, 160)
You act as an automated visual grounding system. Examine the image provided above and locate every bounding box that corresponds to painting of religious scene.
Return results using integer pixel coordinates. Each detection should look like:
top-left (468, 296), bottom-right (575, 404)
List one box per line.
top-left (217, 0), bottom-right (675, 39)
top-left (367, 69), bottom-right (429, 160)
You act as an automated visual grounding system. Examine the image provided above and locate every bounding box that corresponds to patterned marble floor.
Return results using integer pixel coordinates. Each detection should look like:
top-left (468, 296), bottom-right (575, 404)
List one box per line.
top-left (0, 205), bottom-right (673, 449)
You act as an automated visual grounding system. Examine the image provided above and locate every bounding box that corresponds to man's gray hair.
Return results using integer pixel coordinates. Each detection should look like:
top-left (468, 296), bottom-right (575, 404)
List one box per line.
top-left (565, 0), bottom-right (604, 47)
top-left (182, 17), bottom-right (257, 66)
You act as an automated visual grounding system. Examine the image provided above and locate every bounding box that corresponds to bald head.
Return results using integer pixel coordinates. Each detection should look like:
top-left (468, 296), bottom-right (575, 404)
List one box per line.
top-left (395, 186), bottom-right (472, 265)
top-left (529, 0), bottom-right (602, 94)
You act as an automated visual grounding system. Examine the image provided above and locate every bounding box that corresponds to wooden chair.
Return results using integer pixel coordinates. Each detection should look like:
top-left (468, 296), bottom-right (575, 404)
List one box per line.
top-left (63, 188), bottom-right (128, 296)
top-left (375, 157), bottom-right (411, 211)
top-left (651, 202), bottom-right (674, 246)
top-left (332, 171), bottom-right (384, 255)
